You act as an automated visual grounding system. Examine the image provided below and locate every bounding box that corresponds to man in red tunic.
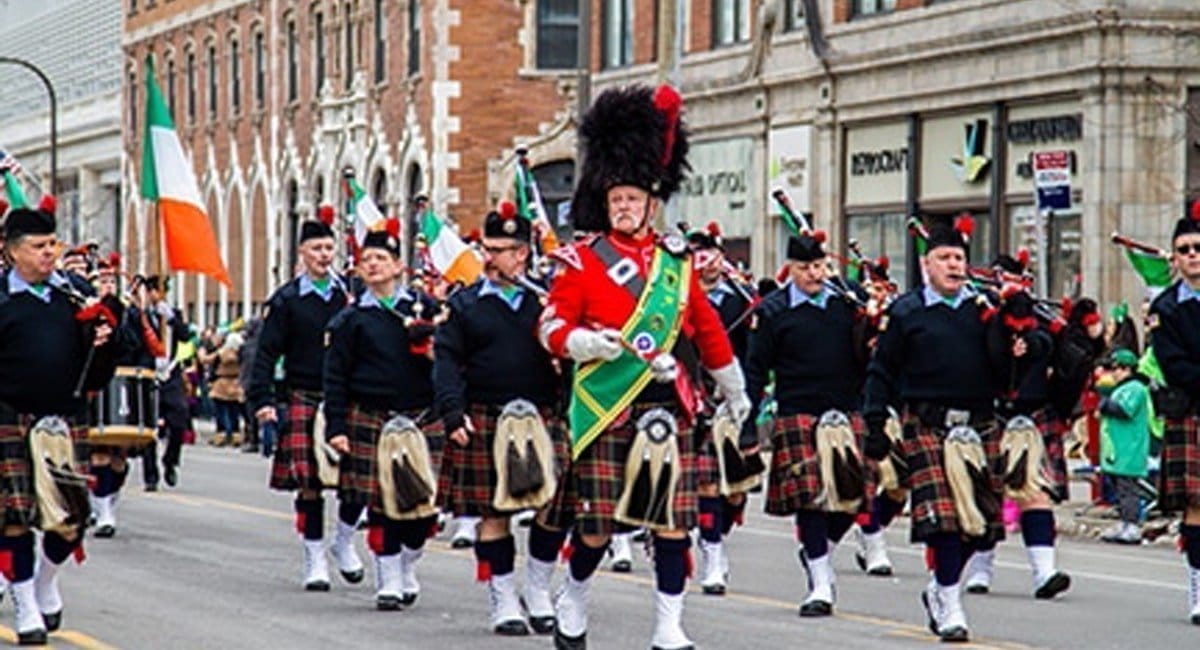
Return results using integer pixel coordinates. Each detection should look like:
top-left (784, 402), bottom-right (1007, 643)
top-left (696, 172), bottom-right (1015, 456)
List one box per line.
top-left (538, 84), bottom-right (750, 650)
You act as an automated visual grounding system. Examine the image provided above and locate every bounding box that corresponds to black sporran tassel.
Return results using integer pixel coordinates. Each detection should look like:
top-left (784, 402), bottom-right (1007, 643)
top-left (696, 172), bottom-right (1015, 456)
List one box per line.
top-left (626, 451), bottom-right (654, 522)
top-left (49, 464), bottom-right (90, 526)
top-left (966, 462), bottom-right (1001, 524)
top-left (1004, 449), bottom-right (1029, 492)
top-left (832, 447), bottom-right (865, 502)
top-left (520, 437), bottom-right (546, 495)
top-left (721, 437), bottom-right (749, 484)
top-left (648, 460), bottom-right (674, 527)
top-left (393, 456), bottom-right (433, 512)
top-left (505, 438), bottom-right (534, 498)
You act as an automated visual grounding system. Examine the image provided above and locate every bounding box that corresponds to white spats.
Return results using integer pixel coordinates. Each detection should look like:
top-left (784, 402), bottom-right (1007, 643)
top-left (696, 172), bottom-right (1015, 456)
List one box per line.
top-left (374, 554), bottom-right (403, 610)
top-left (963, 549), bottom-right (994, 593)
top-left (451, 516), bottom-right (479, 549)
top-left (650, 591), bottom-right (693, 650)
top-left (1187, 564), bottom-right (1200, 624)
top-left (399, 545), bottom-right (423, 604)
top-left (554, 575), bottom-right (591, 638)
top-left (487, 573), bottom-right (528, 633)
top-left (33, 556), bottom-right (61, 618)
top-left (523, 556), bottom-right (556, 619)
top-left (330, 520), bottom-right (364, 582)
top-left (697, 539), bottom-right (727, 595)
top-left (609, 532), bottom-right (633, 572)
top-left (11, 579), bottom-right (45, 636)
top-left (803, 553), bottom-right (834, 606)
top-left (856, 529), bottom-right (894, 576)
top-left (302, 539), bottom-right (330, 591)
top-left (938, 583), bottom-right (969, 640)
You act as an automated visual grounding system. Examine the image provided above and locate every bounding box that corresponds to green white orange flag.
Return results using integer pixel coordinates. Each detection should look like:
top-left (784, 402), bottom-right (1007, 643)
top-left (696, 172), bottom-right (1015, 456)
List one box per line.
top-left (418, 208), bottom-right (482, 284)
top-left (1, 169), bottom-right (29, 211)
top-left (1123, 249), bottom-right (1172, 288)
top-left (345, 175), bottom-right (385, 245)
top-left (139, 56), bottom-right (231, 287)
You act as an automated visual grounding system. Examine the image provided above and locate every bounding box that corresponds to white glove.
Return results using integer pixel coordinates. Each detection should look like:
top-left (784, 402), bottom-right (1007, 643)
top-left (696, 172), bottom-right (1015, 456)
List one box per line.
top-left (565, 328), bottom-right (624, 363)
top-left (709, 360), bottom-right (751, 424)
top-left (649, 354), bottom-right (678, 383)
top-left (156, 301), bottom-right (174, 319)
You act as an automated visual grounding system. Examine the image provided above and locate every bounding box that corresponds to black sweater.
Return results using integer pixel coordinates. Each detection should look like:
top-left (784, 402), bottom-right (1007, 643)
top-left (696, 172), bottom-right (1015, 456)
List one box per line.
top-left (433, 281), bottom-right (559, 429)
top-left (1149, 280), bottom-right (1200, 400)
top-left (322, 290), bottom-right (437, 435)
top-left (247, 277), bottom-right (348, 410)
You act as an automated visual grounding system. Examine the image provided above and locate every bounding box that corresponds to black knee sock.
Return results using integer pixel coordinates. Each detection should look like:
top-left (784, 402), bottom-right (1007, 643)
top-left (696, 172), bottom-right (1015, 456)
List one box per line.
top-left (567, 536), bottom-right (608, 582)
top-left (1, 533), bottom-right (35, 581)
top-left (529, 521), bottom-right (567, 564)
top-left (928, 533), bottom-right (965, 587)
top-left (698, 496), bottom-right (723, 543)
top-left (1020, 509), bottom-right (1055, 548)
top-left (42, 531), bottom-right (77, 566)
top-left (474, 535), bottom-right (516, 580)
top-left (294, 498), bottom-right (324, 541)
top-left (827, 512), bottom-right (855, 545)
top-left (1182, 524), bottom-right (1200, 569)
top-left (366, 511), bottom-right (402, 556)
top-left (796, 510), bottom-right (829, 559)
top-left (337, 500), bottom-right (364, 527)
top-left (92, 465), bottom-right (117, 498)
top-left (653, 536), bottom-right (690, 595)
top-left (397, 515), bottom-right (436, 551)
top-left (720, 498), bottom-right (745, 536)
top-left (861, 494), bottom-right (903, 534)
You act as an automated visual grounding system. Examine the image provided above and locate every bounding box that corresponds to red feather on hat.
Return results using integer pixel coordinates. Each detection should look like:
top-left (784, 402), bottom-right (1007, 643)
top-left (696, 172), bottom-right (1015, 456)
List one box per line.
top-left (811, 230), bottom-right (827, 244)
top-left (317, 204), bottom-right (335, 226)
top-left (37, 194), bottom-right (57, 214)
top-left (953, 213), bottom-right (974, 240)
top-left (705, 220), bottom-right (721, 237)
top-left (652, 85), bottom-right (682, 167)
top-left (1191, 198), bottom-right (1200, 222)
top-left (384, 218), bottom-right (401, 239)
top-left (875, 255), bottom-right (889, 271)
top-left (1015, 247), bottom-right (1031, 269)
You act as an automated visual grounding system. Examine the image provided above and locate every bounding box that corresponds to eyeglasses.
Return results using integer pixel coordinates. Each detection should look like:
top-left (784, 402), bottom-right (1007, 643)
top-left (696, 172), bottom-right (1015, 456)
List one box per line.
top-left (1176, 243), bottom-right (1200, 255)
top-left (481, 244), bottom-right (520, 255)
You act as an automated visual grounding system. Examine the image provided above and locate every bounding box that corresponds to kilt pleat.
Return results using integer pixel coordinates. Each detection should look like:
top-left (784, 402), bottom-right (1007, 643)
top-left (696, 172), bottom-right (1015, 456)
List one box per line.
top-left (1159, 414), bottom-right (1200, 513)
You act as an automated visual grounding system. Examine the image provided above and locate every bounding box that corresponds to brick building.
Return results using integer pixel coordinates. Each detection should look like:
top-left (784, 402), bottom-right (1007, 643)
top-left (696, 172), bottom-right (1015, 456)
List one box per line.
top-left (122, 0), bottom-right (579, 326)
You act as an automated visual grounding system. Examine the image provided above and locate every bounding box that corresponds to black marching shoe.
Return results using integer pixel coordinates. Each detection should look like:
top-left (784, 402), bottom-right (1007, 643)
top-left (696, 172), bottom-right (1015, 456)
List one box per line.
top-left (553, 628), bottom-right (586, 650)
top-left (493, 620), bottom-right (531, 636)
top-left (42, 610), bottom-right (62, 632)
top-left (376, 594), bottom-right (403, 611)
top-left (17, 629), bottom-right (46, 646)
top-left (144, 483), bottom-right (158, 493)
top-left (798, 599), bottom-right (832, 617)
top-left (94, 524), bottom-right (116, 539)
top-left (400, 593), bottom-right (418, 606)
top-left (164, 465), bottom-right (178, 487)
top-left (528, 615), bottom-right (556, 635)
top-left (1034, 572), bottom-right (1071, 600)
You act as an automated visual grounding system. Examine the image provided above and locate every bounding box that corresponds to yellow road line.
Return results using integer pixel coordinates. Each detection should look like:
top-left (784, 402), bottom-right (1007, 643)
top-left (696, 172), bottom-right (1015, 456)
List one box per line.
top-left (52, 630), bottom-right (124, 650)
top-left (146, 490), bottom-right (1043, 650)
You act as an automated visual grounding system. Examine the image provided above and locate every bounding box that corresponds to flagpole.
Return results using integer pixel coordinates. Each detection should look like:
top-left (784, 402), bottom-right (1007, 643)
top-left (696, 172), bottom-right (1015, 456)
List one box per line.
top-left (154, 198), bottom-right (168, 345)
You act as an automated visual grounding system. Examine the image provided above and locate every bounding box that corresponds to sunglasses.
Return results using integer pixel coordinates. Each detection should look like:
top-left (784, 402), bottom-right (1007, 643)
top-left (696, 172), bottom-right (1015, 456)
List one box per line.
top-left (481, 244), bottom-right (520, 255)
top-left (1176, 243), bottom-right (1200, 255)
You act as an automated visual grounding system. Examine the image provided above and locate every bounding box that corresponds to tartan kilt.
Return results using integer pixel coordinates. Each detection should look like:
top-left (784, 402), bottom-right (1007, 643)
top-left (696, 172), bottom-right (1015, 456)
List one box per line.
top-left (695, 417), bottom-right (719, 487)
top-left (1034, 410), bottom-right (1069, 504)
top-left (269, 390), bottom-right (324, 492)
top-left (558, 402), bottom-right (698, 537)
top-left (1158, 414), bottom-right (1200, 513)
top-left (0, 415), bottom-right (89, 530)
top-left (436, 403), bottom-right (568, 518)
top-left (902, 412), bottom-right (1004, 544)
top-left (765, 412), bottom-right (872, 516)
top-left (338, 403), bottom-right (444, 513)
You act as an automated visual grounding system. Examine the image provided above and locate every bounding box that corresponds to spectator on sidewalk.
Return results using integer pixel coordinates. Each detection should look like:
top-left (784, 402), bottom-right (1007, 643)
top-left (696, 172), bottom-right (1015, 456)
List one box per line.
top-left (202, 332), bottom-right (245, 447)
top-left (237, 318), bottom-right (263, 453)
top-left (1096, 348), bottom-right (1151, 544)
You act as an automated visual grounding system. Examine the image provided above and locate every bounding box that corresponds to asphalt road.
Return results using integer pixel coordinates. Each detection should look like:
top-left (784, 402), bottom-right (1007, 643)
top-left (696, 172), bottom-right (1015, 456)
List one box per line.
top-left (11, 443), bottom-right (1197, 649)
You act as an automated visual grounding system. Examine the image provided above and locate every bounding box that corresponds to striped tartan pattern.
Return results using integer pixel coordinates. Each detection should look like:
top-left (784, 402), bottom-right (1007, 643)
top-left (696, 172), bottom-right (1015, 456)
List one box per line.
top-left (902, 411), bottom-right (1004, 544)
top-left (1159, 414), bottom-right (1200, 512)
top-left (0, 415), bottom-right (88, 530)
top-left (437, 403), bottom-right (567, 517)
top-left (268, 390), bottom-right (323, 492)
top-left (764, 412), bottom-right (871, 516)
top-left (338, 403), bottom-right (443, 513)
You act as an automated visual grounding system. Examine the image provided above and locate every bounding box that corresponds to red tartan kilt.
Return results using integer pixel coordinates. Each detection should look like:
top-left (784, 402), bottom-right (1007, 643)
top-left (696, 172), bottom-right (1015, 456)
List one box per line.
top-left (1034, 411), bottom-right (1069, 503)
top-left (1159, 414), bottom-right (1200, 513)
top-left (695, 419), bottom-right (719, 487)
top-left (338, 403), bottom-right (443, 513)
top-left (269, 390), bottom-right (323, 492)
top-left (765, 412), bottom-right (871, 516)
top-left (436, 403), bottom-right (567, 517)
top-left (0, 415), bottom-right (89, 530)
top-left (902, 412), bottom-right (1003, 543)
top-left (557, 402), bottom-right (698, 537)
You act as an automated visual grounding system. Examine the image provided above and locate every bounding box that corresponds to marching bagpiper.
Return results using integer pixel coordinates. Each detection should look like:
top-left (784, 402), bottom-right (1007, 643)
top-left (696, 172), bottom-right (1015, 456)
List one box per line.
top-left (863, 219), bottom-right (1018, 643)
top-left (434, 206), bottom-right (568, 636)
top-left (1149, 203), bottom-right (1200, 625)
top-left (745, 232), bottom-right (873, 617)
top-left (248, 219), bottom-right (365, 592)
top-left (538, 84), bottom-right (750, 650)
top-left (0, 206), bottom-right (118, 644)
top-left (686, 222), bottom-right (758, 596)
top-left (323, 230), bottom-right (441, 611)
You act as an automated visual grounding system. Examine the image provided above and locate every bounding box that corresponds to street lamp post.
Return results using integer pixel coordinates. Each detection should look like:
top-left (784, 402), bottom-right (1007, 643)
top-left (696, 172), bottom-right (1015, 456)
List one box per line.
top-left (0, 55), bottom-right (58, 216)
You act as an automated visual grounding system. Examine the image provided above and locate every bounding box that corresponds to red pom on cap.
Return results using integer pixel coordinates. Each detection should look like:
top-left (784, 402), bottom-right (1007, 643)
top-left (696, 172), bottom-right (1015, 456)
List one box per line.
top-left (317, 204), bottom-right (335, 225)
top-left (1191, 198), bottom-right (1200, 222)
top-left (1015, 247), bottom-right (1030, 269)
top-left (107, 252), bottom-right (121, 268)
top-left (705, 220), bottom-right (722, 237)
top-left (384, 217), bottom-right (401, 239)
top-left (37, 194), bottom-right (57, 214)
top-left (464, 228), bottom-right (481, 243)
top-left (953, 213), bottom-right (974, 239)
top-left (810, 229), bottom-right (827, 244)
top-left (497, 200), bottom-right (517, 220)
top-left (875, 255), bottom-right (889, 271)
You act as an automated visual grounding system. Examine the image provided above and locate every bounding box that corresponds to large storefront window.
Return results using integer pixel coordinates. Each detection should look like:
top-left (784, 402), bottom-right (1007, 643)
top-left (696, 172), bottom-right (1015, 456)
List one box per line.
top-left (1008, 205), bottom-right (1081, 298)
top-left (847, 213), bottom-right (908, 291)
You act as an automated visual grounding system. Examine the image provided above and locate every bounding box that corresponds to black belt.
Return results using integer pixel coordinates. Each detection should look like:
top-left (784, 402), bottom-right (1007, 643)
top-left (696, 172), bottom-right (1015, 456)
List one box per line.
top-left (907, 401), bottom-right (992, 429)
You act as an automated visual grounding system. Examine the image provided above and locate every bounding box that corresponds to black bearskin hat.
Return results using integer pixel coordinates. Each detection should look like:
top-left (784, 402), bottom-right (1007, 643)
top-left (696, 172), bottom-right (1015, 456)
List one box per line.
top-left (569, 84), bottom-right (690, 233)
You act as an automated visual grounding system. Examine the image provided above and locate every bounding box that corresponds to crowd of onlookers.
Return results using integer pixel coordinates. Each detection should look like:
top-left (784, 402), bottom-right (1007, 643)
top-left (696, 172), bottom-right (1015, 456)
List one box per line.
top-left (181, 316), bottom-right (273, 457)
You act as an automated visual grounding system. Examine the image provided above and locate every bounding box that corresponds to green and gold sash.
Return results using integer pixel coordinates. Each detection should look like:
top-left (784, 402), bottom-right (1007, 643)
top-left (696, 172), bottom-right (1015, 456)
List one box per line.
top-left (567, 248), bottom-right (690, 459)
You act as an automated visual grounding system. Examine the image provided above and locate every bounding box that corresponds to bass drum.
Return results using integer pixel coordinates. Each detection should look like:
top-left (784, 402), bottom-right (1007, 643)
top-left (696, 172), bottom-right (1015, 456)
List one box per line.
top-left (88, 367), bottom-right (159, 447)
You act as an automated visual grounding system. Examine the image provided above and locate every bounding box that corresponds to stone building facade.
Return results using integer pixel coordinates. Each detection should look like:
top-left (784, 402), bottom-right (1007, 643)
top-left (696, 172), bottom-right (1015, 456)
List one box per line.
top-left (122, 0), bottom-right (578, 326)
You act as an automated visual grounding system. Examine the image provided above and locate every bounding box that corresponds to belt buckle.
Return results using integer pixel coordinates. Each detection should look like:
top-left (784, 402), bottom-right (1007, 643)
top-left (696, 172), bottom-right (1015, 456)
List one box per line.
top-left (944, 409), bottom-right (970, 428)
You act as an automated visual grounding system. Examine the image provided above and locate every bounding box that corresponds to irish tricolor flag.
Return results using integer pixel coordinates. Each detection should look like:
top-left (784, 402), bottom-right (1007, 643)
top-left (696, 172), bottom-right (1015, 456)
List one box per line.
top-left (419, 208), bottom-right (482, 284)
top-left (139, 56), bottom-right (231, 287)
top-left (344, 175), bottom-right (385, 245)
